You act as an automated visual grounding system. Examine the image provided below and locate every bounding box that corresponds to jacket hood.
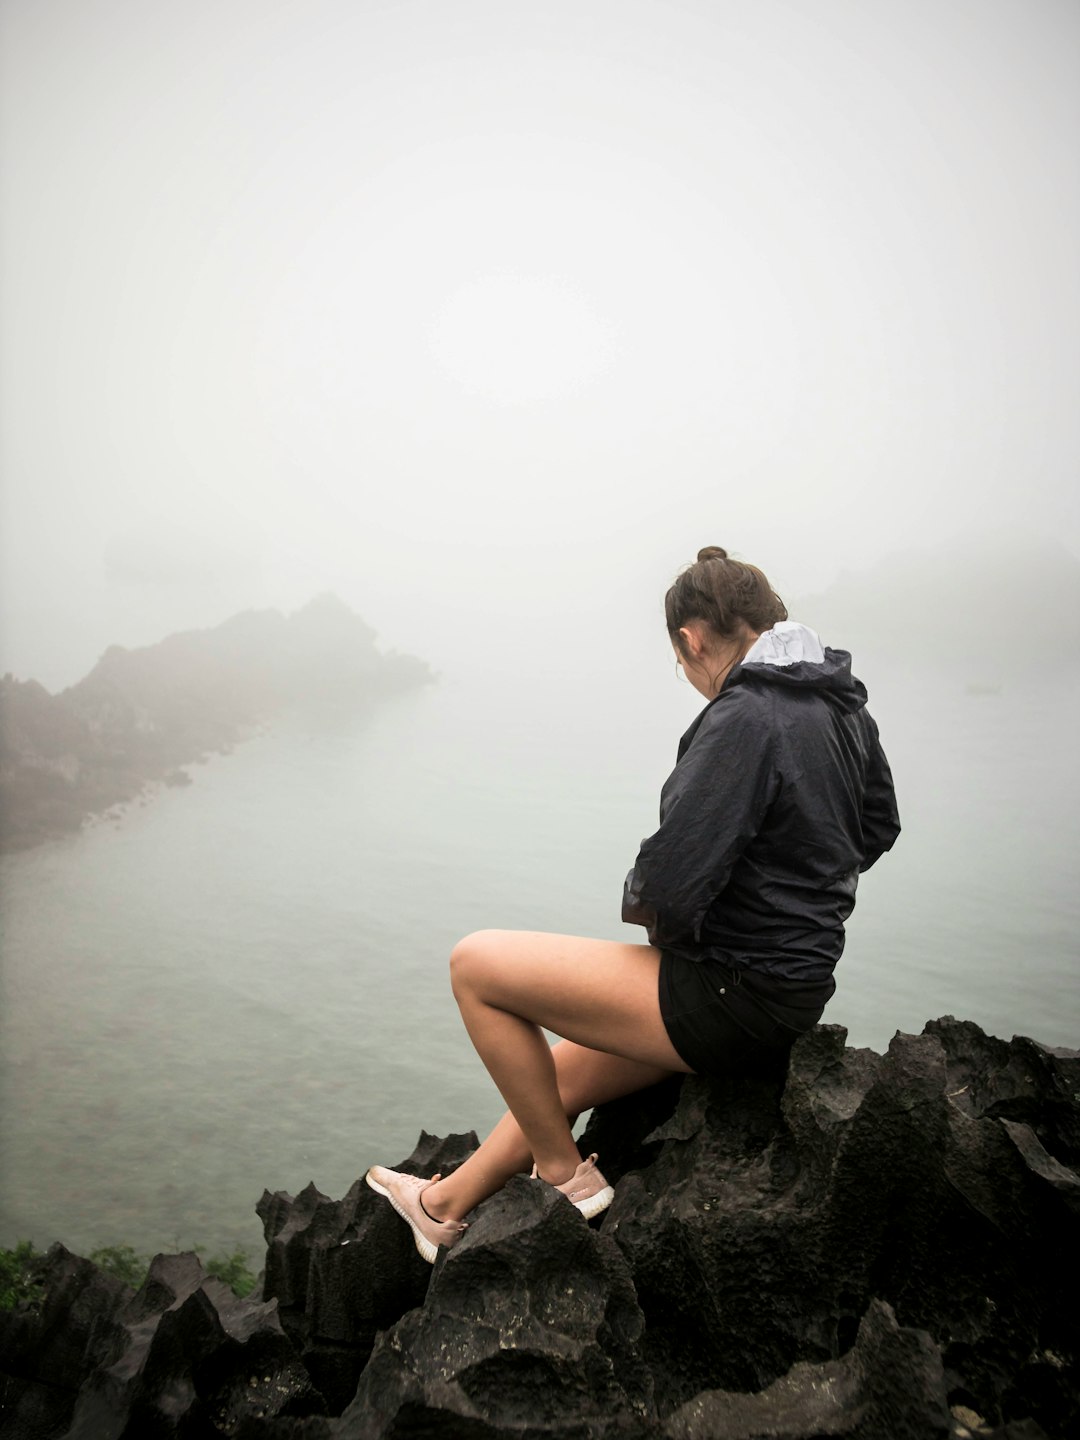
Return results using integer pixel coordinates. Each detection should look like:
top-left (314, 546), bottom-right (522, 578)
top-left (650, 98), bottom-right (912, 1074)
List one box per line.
top-left (728, 621), bottom-right (867, 714)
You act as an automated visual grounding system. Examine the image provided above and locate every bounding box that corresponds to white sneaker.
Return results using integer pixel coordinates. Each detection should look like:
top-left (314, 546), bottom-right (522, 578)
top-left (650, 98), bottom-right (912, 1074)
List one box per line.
top-left (533, 1153), bottom-right (615, 1220)
top-left (365, 1166), bottom-right (468, 1264)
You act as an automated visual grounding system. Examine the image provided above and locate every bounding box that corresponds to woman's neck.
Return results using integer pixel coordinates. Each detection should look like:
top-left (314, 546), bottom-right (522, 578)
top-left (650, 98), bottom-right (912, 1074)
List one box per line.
top-left (708, 633), bottom-right (758, 695)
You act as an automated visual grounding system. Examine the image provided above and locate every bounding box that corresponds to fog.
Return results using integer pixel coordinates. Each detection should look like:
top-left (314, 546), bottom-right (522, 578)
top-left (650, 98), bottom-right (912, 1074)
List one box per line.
top-left (1, 0), bottom-right (1078, 690)
top-left (3, 0), bottom-right (1080, 1278)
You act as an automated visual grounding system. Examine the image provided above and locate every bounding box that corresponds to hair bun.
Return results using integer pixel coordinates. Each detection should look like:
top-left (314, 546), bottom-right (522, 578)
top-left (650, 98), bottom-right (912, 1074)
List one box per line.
top-left (696, 546), bottom-right (728, 563)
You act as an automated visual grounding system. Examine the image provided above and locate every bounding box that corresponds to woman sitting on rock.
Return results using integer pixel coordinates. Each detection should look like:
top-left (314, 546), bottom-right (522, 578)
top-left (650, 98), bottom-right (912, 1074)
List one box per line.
top-left (367, 546), bottom-right (900, 1261)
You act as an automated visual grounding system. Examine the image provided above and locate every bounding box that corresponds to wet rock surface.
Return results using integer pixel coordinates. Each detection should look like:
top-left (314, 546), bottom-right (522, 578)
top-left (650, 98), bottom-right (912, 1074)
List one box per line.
top-left (0, 1244), bottom-right (132, 1440)
top-left (600, 1022), bottom-right (1079, 1431)
top-left (2, 1018), bottom-right (1076, 1439)
top-left (257, 1130), bottom-right (479, 1414)
top-left (663, 1298), bottom-right (952, 1440)
top-left (0, 1249), bottom-right (322, 1440)
top-left (339, 1175), bottom-right (653, 1439)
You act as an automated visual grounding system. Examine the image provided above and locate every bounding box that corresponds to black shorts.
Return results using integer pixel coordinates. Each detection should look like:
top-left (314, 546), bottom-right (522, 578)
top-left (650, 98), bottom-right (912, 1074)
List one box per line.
top-left (659, 951), bottom-right (835, 1078)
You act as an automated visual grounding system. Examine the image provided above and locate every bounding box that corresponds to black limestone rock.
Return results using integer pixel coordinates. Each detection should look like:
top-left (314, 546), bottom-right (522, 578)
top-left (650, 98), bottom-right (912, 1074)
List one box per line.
top-left (663, 1298), bottom-right (952, 1440)
top-left (256, 1130), bottom-right (479, 1415)
top-left (1, 1019), bottom-right (1076, 1440)
top-left (338, 1174), bottom-right (653, 1438)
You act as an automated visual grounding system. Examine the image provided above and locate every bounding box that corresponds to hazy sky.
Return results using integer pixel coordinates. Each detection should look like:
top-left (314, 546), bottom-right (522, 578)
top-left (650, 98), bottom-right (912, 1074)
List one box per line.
top-left (2, 0), bottom-right (1077, 688)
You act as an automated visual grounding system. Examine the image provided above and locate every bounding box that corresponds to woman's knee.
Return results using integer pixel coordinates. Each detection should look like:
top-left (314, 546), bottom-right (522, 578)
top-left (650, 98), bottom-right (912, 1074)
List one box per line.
top-left (449, 929), bottom-right (507, 999)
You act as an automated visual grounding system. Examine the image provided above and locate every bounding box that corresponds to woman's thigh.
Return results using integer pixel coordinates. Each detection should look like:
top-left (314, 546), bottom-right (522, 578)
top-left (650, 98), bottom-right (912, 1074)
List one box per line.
top-left (450, 929), bottom-right (693, 1074)
top-left (551, 1038), bottom-right (683, 1115)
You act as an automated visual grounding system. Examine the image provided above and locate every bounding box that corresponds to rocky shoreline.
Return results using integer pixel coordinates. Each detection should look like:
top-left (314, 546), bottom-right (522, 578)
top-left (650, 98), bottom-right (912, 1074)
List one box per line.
top-left (0, 596), bottom-right (431, 853)
top-left (1, 1016), bottom-right (1076, 1438)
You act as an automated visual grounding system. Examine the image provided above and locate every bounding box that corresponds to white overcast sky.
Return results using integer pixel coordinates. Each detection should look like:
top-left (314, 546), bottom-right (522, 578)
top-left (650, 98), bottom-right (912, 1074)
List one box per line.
top-left (1, 0), bottom-right (1077, 688)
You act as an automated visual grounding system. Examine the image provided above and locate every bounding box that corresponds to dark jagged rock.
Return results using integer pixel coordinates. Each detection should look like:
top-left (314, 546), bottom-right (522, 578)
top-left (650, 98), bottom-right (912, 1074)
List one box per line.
top-left (0, 1243), bottom-right (133, 1439)
top-left (664, 1299), bottom-right (951, 1439)
top-left (257, 1132), bottom-right (478, 1414)
top-left (62, 1250), bottom-right (321, 1439)
top-left (0, 1250), bottom-right (322, 1439)
top-left (575, 1075), bottom-right (684, 1186)
top-left (339, 1175), bottom-right (655, 1439)
top-left (923, 1016), bottom-right (1080, 1171)
top-left (2, 1019), bottom-right (1076, 1439)
top-left (600, 1019), bottom-right (1079, 1435)
top-left (980, 1424), bottom-right (1052, 1440)
top-left (235, 1422), bottom-right (335, 1440)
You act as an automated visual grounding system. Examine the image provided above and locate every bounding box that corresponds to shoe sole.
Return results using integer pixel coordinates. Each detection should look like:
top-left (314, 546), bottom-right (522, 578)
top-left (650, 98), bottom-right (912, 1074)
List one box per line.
top-left (572, 1184), bottom-right (615, 1220)
top-left (365, 1170), bottom-right (439, 1264)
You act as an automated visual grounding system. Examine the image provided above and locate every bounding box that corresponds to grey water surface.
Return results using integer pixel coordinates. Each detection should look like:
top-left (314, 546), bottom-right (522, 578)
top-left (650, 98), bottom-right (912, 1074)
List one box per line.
top-left (1, 662), bottom-right (1077, 1262)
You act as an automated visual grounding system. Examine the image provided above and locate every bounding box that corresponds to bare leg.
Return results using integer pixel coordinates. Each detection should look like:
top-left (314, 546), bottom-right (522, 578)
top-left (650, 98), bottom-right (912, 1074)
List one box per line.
top-left (422, 930), bottom-right (692, 1221)
top-left (426, 1040), bottom-right (674, 1218)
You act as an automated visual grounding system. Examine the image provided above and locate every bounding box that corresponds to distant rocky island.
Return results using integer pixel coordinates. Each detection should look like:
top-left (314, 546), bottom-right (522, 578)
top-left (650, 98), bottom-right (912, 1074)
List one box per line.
top-left (0, 595), bottom-right (433, 853)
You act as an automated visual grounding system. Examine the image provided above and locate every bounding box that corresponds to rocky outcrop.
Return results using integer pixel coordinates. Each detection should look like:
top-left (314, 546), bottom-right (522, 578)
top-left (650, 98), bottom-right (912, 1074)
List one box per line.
top-left (594, 1020), bottom-right (1079, 1424)
top-left (341, 1174), bottom-right (653, 1439)
top-left (0, 595), bottom-right (432, 852)
top-left (256, 1131), bottom-right (479, 1415)
top-left (1, 1018), bottom-right (1076, 1439)
top-left (0, 1245), bottom-right (132, 1439)
top-left (0, 1248), bottom-right (321, 1439)
top-left (664, 1299), bottom-right (952, 1440)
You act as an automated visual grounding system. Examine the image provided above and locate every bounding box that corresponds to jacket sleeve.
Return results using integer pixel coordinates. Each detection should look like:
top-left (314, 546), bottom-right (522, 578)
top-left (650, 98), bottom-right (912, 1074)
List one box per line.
top-left (622, 692), bottom-right (778, 948)
top-left (858, 713), bottom-right (901, 872)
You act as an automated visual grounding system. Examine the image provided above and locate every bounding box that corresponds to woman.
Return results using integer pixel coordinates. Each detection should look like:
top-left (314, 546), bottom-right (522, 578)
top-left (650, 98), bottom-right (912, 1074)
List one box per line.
top-left (367, 547), bottom-right (900, 1261)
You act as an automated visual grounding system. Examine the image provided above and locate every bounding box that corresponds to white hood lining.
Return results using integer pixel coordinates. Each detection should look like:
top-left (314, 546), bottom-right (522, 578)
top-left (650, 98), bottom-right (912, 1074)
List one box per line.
top-left (743, 621), bottom-right (825, 668)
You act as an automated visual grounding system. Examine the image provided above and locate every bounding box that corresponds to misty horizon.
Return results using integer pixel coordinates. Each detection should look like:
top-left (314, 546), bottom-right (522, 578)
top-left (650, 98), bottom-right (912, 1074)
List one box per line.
top-left (2, 0), bottom-right (1078, 694)
top-left (4, 527), bottom-right (1078, 699)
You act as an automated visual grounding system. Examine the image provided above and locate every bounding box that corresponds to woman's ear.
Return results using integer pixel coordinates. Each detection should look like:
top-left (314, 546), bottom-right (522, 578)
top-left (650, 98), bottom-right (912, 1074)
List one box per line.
top-left (677, 623), bottom-right (704, 660)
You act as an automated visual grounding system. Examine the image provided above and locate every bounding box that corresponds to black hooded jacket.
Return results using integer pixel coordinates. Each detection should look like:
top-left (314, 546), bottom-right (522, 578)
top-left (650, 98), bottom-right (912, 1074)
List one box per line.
top-left (622, 623), bottom-right (900, 983)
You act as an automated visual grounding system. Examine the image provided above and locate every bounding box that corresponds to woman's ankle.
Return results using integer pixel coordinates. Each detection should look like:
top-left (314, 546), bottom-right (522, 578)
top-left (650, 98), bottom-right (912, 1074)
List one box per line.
top-left (533, 1153), bottom-right (580, 1187)
top-left (420, 1178), bottom-right (460, 1223)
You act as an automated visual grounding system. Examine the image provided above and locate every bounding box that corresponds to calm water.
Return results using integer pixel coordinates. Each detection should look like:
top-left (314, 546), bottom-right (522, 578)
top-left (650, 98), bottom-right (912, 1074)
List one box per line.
top-left (2, 660), bottom-right (1078, 1261)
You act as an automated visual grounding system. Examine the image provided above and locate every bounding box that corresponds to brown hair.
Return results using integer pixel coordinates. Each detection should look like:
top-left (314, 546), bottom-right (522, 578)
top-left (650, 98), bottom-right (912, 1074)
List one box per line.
top-left (665, 546), bottom-right (787, 647)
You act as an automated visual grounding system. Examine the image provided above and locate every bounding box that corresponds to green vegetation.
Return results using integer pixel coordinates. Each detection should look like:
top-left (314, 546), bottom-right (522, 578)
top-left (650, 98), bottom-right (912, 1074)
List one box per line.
top-left (200, 1247), bottom-right (258, 1298)
top-left (0, 1242), bottom-right (257, 1309)
top-left (0, 1240), bottom-right (44, 1310)
top-left (89, 1244), bottom-right (148, 1289)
